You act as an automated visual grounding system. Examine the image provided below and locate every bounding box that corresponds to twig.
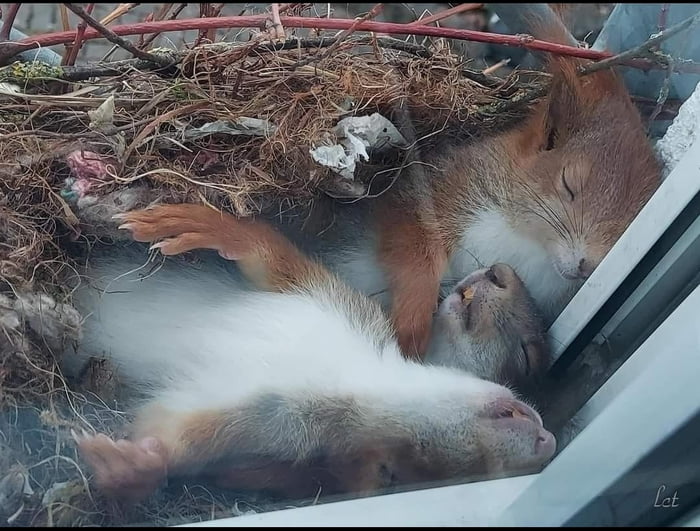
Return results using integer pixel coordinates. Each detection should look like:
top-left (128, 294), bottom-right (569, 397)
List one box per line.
top-left (64, 3), bottom-right (95, 67)
top-left (62, 3), bottom-right (173, 67)
top-left (482, 58), bottom-right (510, 76)
top-left (194, 3), bottom-right (217, 47)
top-left (0, 3), bottom-right (21, 41)
top-left (657, 3), bottom-right (670, 34)
top-left (59, 4), bottom-right (72, 64)
top-left (579, 10), bottom-right (700, 76)
top-left (647, 69), bottom-right (673, 127)
top-left (114, 4), bottom-right (158, 53)
top-left (58, 4), bottom-right (71, 32)
top-left (12, 14), bottom-right (700, 74)
top-left (267, 3), bottom-right (286, 41)
top-left (485, 82), bottom-right (549, 115)
top-left (100, 3), bottom-right (141, 26)
top-left (312, 3), bottom-right (383, 62)
top-left (408, 3), bottom-right (483, 26)
top-left (140, 3), bottom-right (187, 50)
top-left (208, 3), bottom-right (225, 41)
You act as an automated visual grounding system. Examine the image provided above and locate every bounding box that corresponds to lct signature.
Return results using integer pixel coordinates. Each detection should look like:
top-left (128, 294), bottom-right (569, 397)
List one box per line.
top-left (654, 485), bottom-right (680, 508)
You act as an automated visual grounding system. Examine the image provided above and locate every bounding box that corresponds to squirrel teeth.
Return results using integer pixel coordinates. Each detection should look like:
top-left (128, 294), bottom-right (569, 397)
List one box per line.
top-left (461, 286), bottom-right (474, 303)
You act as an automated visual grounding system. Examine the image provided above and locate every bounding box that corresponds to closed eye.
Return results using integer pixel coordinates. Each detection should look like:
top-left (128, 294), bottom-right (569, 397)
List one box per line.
top-left (561, 168), bottom-right (575, 201)
top-left (520, 342), bottom-right (531, 376)
top-left (379, 463), bottom-right (397, 487)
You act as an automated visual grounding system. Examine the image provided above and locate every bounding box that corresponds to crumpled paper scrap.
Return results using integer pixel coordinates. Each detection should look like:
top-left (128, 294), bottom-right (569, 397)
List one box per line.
top-left (310, 113), bottom-right (407, 180)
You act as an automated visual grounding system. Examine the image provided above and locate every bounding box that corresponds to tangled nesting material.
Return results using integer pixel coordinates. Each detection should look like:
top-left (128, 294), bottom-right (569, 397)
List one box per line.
top-left (0, 37), bottom-right (549, 395)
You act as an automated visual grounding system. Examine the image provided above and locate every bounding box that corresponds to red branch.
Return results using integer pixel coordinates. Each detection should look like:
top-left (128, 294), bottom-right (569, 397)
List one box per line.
top-left (0, 3), bottom-right (21, 41)
top-left (12, 15), bottom-right (616, 57)
top-left (11, 14), bottom-right (698, 73)
top-left (64, 2), bottom-right (95, 67)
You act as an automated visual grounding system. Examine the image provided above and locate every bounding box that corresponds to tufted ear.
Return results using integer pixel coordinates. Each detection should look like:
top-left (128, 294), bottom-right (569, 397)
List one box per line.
top-left (542, 57), bottom-right (628, 150)
top-left (542, 64), bottom-right (585, 150)
top-left (512, 5), bottom-right (632, 151)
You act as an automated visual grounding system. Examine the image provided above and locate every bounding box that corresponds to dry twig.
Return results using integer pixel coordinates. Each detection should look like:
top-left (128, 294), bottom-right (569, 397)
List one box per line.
top-left (62, 3), bottom-right (173, 67)
top-left (409, 3), bottom-right (484, 26)
top-left (140, 2), bottom-right (188, 50)
top-left (267, 3), bottom-right (286, 41)
top-left (306, 3), bottom-right (384, 66)
top-left (578, 10), bottom-right (700, 76)
top-left (100, 2), bottom-right (141, 26)
top-left (63, 3), bottom-right (95, 67)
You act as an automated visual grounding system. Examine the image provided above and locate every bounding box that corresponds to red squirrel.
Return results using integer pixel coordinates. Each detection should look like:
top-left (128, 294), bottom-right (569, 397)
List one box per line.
top-left (70, 203), bottom-right (554, 503)
top-left (303, 8), bottom-right (663, 360)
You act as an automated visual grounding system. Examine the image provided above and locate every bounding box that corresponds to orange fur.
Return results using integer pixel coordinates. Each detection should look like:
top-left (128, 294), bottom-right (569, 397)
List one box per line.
top-left (371, 8), bottom-right (659, 361)
top-left (79, 409), bottom-right (428, 501)
top-left (118, 203), bottom-right (329, 294)
top-left (76, 433), bottom-right (168, 503)
top-left (376, 206), bottom-right (447, 360)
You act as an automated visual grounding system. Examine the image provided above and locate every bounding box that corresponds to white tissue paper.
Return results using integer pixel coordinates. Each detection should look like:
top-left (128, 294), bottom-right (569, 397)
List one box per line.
top-left (310, 113), bottom-right (407, 180)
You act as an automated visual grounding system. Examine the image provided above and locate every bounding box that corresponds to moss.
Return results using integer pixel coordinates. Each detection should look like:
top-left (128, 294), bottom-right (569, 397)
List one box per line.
top-left (0, 61), bottom-right (64, 82)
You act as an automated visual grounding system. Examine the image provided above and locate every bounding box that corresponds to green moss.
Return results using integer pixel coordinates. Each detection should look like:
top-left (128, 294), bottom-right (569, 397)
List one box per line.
top-left (169, 81), bottom-right (195, 101)
top-left (0, 61), bottom-right (64, 82)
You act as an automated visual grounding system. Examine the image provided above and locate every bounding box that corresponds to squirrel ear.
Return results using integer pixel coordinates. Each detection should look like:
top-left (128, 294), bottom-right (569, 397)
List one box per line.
top-left (541, 56), bottom-right (627, 151)
top-left (521, 334), bottom-right (551, 378)
top-left (542, 73), bottom-right (580, 150)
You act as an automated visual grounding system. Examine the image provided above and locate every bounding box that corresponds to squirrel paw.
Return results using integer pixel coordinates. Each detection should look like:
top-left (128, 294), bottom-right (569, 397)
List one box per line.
top-left (73, 429), bottom-right (167, 503)
top-left (114, 204), bottom-right (239, 258)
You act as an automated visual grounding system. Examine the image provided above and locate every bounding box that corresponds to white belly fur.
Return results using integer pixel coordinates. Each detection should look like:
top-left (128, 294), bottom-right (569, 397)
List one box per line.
top-left (451, 209), bottom-right (577, 323)
top-left (331, 208), bottom-right (577, 324)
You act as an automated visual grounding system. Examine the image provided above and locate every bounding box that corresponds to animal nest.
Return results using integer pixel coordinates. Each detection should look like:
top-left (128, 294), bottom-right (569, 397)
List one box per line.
top-left (0, 36), bottom-right (548, 526)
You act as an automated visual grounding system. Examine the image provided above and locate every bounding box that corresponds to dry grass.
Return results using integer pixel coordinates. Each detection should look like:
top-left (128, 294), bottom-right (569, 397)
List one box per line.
top-left (0, 36), bottom-right (549, 526)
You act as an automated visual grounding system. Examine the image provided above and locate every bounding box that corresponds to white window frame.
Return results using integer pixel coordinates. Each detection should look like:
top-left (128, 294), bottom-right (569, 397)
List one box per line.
top-left (178, 136), bottom-right (700, 528)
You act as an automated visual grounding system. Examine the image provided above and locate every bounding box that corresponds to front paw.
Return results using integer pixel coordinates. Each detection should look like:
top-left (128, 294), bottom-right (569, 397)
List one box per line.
top-left (114, 204), bottom-right (235, 257)
top-left (113, 204), bottom-right (203, 242)
top-left (394, 310), bottom-right (433, 361)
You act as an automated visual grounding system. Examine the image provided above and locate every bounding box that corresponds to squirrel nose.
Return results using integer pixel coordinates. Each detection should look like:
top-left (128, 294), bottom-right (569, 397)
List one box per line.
top-left (578, 258), bottom-right (594, 279)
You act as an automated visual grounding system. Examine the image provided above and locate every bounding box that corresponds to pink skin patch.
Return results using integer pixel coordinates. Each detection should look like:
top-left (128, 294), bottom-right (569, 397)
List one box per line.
top-left (64, 150), bottom-right (115, 198)
top-left (483, 398), bottom-right (556, 460)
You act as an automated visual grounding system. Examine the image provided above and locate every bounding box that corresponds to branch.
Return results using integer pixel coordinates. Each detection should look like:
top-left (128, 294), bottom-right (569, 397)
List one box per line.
top-left (267, 3), bottom-right (286, 41)
top-left (0, 36), bottom-right (440, 84)
top-left (657, 3), bottom-right (670, 34)
top-left (0, 3), bottom-right (21, 41)
top-left (579, 10), bottom-right (700, 76)
top-left (59, 4), bottom-right (73, 64)
top-left (309, 3), bottom-right (383, 64)
top-left (140, 3), bottom-right (187, 50)
top-left (11, 13), bottom-right (700, 75)
top-left (62, 3), bottom-right (173, 67)
top-left (59, 4), bottom-right (71, 32)
top-left (194, 3), bottom-right (217, 47)
top-left (12, 15), bottom-right (617, 59)
top-left (408, 3), bottom-right (484, 26)
top-left (100, 3), bottom-right (141, 26)
top-left (64, 2), bottom-right (95, 67)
